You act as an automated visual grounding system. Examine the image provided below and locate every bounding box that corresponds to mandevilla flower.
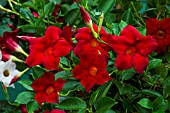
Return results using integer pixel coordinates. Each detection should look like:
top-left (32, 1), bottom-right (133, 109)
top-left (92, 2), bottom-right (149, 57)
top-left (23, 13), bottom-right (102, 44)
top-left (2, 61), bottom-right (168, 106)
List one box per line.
top-left (0, 51), bottom-right (20, 88)
top-left (73, 52), bottom-right (112, 92)
top-left (146, 18), bottom-right (170, 53)
top-left (74, 24), bottom-right (112, 60)
top-left (26, 26), bottom-right (72, 70)
top-left (109, 25), bottom-right (158, 74)
top-left (30, 72), bottom-right (66, 106)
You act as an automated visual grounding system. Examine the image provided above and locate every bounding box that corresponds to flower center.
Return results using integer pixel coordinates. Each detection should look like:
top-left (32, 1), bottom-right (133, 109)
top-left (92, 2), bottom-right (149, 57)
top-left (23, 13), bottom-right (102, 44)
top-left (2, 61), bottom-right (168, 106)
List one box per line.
top-left (157, 30), bottom-right (164, 38)
top-left (44, 47), bottom-right (53, 56)
top-left (90, 38), bottom-right (99, 48)
top-left (89, 66), bottom-right (98, 76)
top-left (3, 69), bottom-right (10, 77)
top-left (126, 46), bottom-right (136, 55)
top-left (46, 86), bottom-right (54, 94)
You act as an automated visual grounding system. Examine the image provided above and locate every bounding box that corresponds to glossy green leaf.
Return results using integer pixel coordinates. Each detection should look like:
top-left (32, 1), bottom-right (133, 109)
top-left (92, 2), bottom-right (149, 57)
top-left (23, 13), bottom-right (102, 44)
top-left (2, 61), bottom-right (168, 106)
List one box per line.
top-left (55, 70), bottom-right (72, 79)
top-left (18, 80), bottom-right (33, 91)
top-left (97, 0), bottom-right (116, 15)
top-left (146, 59), bottom-right (162, 71)
top-left (44, 2), bottom-right (55, 16)
top-left (95, 97), bottom-right (117, 111)
top-left (64, 8), bottom-right (79, 26)
top-left (122, 8), bottom-right (133, 24)
top-left (57, 97), bottom-right (86, 110)
top-left (32, 66), bottom-right (45, 79)
top-left (140, 89), bottom-right (161, 97)
top-left (26, 101), bottom-right (40, 113)
top-left (137, 98), bottom-right (153, 109)
top-left (116, 81), bottom-right (137, 95)
top-left (60, 57), bottom-right (71, 67)
top-left (49, 0), bottom-right (61, 4)
top-left (119, 20), bottom-right (128, 31)
top-left (89, 90), bottom-right (100, 106)
top-left (15, 91), bottom-right (34, 104)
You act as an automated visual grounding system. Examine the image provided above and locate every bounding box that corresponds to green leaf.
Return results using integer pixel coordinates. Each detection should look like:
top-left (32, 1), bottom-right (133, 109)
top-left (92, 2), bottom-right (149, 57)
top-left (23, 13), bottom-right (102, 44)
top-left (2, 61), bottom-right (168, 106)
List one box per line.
top-left (60, 79), bottom-right (84, 94)
top-left (49, 0), bottom-right (61, 4)
top-left (15, 91), bottom-right (34, 104)
top-left (119, 20), bottom-right (128, 31)
top-left (71, 51), bottom-right (79, 66)
top-left (60, 57), bottom-right (71, 67)
top-left (140, 89), bottom-right (161, 97)
top-left (120, 68), bottom-right (136, 80)
top-left (137, 98), bottom-right (153, 109)
top-left (18, 24), bottom-right (45, 33)
top-left (55, 70), bottom-right (72, 79)
top-left (32, 66), bottom-right (44, 79)
top-left (44, 2), bottom-right (55, 16)
top-left (137, 27), bottom-right (146, 36)
top-left (18, 80), bottom-right (33, 91)
top-left (0, 0), bottom-right (7, 6)
top-left (23, 2), bottom-right (35, 10)
top-left (77, 108), bottom-right (86, 113)
top-left (57, 97), bottom-right (86, 110)
top-left (96, 97), bottom-right (117, 111)
top-left (153, 96), bottom-right (167, 111)
top-left (0, 24), bottom-right (11, 36)
top-left (64, 8), bottom-right (80, 26)
top-left (26, 101), bottom-right (40, 113)
top-left (146, 59), bottom-right (162, 71)
top-left (155, 64), bottom-right (168, 78)
top-left (122, 8), bottom-right (133, 24)
top-left (112, 23), bottom-right (119, 35)
top-left (116, 81), bottom-right (137, 95)
top-left (95, 80), bottom-right (113, 102)
top-left (97, 0), bottom-right (116, 15)
top-left (89, 90), bottom-right (100, 106)
top-left (19, 7), bottom-right (36, 24)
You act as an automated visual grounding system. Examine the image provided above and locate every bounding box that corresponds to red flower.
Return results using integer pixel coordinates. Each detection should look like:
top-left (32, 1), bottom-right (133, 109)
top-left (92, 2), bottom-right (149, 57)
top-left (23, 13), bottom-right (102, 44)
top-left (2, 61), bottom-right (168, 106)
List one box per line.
top-left (73, 52), bottom-right (112, 92)
top-left (31, 72), bottom-right (66, 106)
top-left (109, 25), bottom-right (157, 74)
top-left (74, 24), bottom-right (111, 59)
top-left (78, 5), bottom-right (92, 26)
top-left (26, 26), bottom-right (72, 70)
top-left (146, 18), bottom-right (170, 53)
top-left (0, 29), bottom-right (18, 51)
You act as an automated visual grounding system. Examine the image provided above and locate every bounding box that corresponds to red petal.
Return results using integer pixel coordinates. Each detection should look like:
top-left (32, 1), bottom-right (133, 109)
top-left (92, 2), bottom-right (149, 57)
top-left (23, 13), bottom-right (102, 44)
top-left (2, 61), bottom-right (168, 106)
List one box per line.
top-left (80, 76), bottom-right (95, 93)
top-left (44, 26), bottom-right (61, 44)
top-left (53, 39), bottom-right (72, 56)
top-left (115, 54), bottom-right (133, 71)
top-left (161, 18), bottom-right (170, 33)
top-left (95, 70), bottom-right (112, 85)
top-left (73, 65), bottom-right (89, 80)
top-left (120, 25), bottom-right (142, 44)
top-left (146, 18), bottom-right (160, 35)
top-left (53, 78), bottom-right (66, 92)
top-left (31, 79), bottom-right (46, 92)
top-left (155, 38), bottom-right (166, 53)
top-left (34, 93), bottom-right (46, 106)
top-left (164, 34), bottom-right (170, 46)
top-left (26, 52), bottom-right (44, 68)
top-left (45, 92), bottom-right (58, 103)
top-left (108, 36), bottom-right (129, 54)
top-left (60, 26), bottom-right (74, 45)
top-left (137, 36), bottom-right (158, 56)
top-left (42, 72), bottom-right (55, 85)
top-left (51, 109), bottom-right (66, 113)
top-left (93, 54), bottom-right (107, 69)
top-left (42, 55), bottom-right (60, 70)
top-left (132, 53), bottom-right (148, 74)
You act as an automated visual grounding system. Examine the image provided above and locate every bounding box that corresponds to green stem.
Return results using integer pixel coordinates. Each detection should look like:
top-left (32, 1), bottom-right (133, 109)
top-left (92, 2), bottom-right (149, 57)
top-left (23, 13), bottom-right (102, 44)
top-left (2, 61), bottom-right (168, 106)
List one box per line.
top-left (131, 1), bottom-right (145, 26)
top-left (2, 84), bottom-right (19, 106)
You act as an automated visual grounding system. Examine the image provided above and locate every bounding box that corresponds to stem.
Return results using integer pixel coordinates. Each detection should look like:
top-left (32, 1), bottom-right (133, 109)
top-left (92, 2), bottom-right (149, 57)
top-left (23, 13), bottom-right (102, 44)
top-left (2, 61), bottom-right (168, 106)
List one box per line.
top-left (2, 83), bottom-right (19, 106)
top-left (131, 1), bottom-right (145, 26)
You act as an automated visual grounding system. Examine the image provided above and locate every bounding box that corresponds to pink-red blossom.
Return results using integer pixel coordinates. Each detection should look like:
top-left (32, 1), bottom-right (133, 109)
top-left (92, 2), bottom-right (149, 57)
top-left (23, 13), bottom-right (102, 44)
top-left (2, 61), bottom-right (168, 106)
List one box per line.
top-left (26, 26), bottom-right (72, 70)
top-left (109, 25), bottom-right (158, 74)
top-left (146, 18), bottom-right (170, 53)
top-left (31, 72), bottom-right (66, 106)
top-left (73, 51), bottom-right (112, 92)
